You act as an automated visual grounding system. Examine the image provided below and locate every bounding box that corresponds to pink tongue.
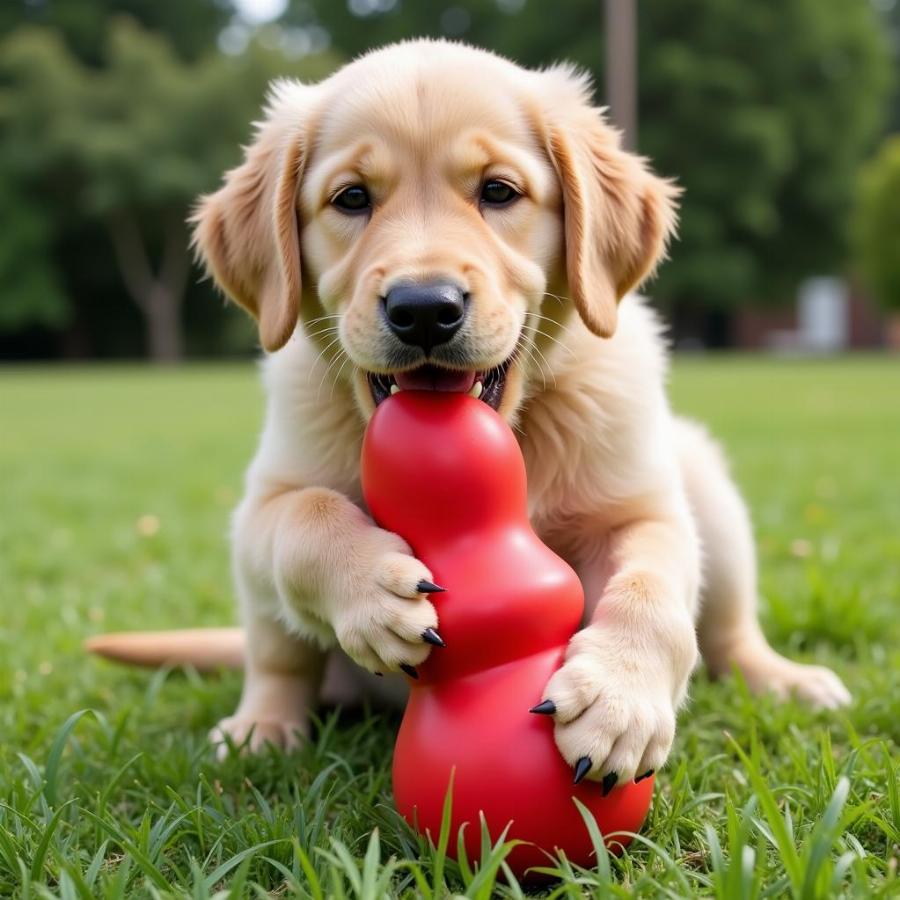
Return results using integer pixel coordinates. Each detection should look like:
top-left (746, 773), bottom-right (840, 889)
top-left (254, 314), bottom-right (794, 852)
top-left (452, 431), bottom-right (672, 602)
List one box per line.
top-left (395, 367), bottom-right (477, 393)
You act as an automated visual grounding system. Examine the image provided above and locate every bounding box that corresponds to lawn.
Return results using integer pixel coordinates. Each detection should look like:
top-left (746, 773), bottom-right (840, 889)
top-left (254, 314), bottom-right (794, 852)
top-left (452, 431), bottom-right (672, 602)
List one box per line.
top-left (1, 357), bottom-right (898, 898)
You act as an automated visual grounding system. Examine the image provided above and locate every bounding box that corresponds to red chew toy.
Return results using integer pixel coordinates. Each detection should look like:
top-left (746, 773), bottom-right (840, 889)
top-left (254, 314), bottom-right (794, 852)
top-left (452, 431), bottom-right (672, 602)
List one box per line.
top-left (361, 391), bottom-right (653, 877)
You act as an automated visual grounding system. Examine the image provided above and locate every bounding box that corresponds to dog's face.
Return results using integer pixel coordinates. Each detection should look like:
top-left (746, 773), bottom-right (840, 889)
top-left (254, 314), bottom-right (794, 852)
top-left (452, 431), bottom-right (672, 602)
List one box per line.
top-left (193, 41), bottom-right (678, 422)
top-left (300, 61), bottom-right (562, 416)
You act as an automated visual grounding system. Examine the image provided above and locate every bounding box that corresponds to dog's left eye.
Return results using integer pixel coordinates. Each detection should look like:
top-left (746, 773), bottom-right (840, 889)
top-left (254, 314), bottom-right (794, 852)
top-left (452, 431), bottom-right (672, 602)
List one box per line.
top-left (480, 179), bottom-right (520, 208)
top-left (331, 185), bottom-right (371, 213)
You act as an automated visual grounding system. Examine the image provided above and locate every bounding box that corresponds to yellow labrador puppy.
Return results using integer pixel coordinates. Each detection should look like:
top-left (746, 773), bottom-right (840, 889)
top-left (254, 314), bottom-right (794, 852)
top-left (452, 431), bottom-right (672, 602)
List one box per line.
top-left (93, 40), bottom-right (850, 785)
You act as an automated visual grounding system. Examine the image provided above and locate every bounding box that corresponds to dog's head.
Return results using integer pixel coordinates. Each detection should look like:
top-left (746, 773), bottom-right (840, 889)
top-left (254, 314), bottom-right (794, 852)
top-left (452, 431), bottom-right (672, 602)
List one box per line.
top-left (192, 41), bottom-right (678, 421)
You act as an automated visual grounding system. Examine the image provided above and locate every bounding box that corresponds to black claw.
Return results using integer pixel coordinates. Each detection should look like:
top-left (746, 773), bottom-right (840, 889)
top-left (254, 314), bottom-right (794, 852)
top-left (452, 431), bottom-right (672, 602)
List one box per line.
top-left (374, 671), bottom-right (383, 677)
top-left (416, 580), bottom-right (446, 594)
top-left (529, 699), bottom-right (557, 716)
top-left (601, 771), bottom-right (618, 797)
top-left (635, 769), bottom-right (654, 783)
top-left (573, 756), bottom-right (592, 785)
top-left (421, 627), bottom-right (445, 647)
top-left (399, 663), bottom-right (419, 679)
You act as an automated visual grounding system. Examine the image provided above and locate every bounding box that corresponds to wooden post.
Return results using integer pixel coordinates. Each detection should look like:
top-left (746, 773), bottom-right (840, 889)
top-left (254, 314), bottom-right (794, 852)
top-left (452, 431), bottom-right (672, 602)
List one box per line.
top-left (605, 0), bottom-right (637, 150)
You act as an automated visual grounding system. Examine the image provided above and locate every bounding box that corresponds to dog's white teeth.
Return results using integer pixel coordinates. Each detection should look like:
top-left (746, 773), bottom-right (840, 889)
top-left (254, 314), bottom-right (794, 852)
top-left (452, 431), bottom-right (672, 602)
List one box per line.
top-left (469, 381), bottom-right (483, 399)
top-left (390, 384), bottom-right (401, 395)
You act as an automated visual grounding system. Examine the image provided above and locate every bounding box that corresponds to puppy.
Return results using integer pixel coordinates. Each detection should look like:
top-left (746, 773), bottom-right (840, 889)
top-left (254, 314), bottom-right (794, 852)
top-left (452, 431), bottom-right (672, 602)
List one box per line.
top-left (93, 40), bottom-right (850, 784)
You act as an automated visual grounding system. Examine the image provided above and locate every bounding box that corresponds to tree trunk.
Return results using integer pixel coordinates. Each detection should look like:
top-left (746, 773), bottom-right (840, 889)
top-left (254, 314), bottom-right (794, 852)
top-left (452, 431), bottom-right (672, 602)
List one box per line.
top-left (144, 285), bottom-right (184, 362)
top-left (107, 211), bottom-right (190, 363)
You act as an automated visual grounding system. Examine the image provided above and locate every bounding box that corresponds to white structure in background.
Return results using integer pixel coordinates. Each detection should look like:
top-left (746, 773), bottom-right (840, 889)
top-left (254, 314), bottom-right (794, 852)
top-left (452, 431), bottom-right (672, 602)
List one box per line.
top-left (798, 278), bottom-right (849, 351)
top-left (768, 277), bottom-right (850, 353)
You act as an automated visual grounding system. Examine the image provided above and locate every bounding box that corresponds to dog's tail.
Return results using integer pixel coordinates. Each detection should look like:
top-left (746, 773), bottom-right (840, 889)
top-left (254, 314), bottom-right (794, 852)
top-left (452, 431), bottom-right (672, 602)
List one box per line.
top-left (84, 628), bottom-right (245, 671)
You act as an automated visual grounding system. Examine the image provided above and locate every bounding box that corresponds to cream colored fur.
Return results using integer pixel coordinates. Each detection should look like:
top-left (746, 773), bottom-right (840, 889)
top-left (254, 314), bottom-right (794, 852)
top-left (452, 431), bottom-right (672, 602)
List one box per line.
top-left (90, 40), bottom-right (850, 779)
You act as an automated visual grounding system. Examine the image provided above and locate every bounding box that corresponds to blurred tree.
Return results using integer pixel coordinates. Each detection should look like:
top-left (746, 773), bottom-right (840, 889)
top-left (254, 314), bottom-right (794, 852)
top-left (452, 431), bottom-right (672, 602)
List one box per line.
top-left (640, 0), bottom-right (891, 325)
top-left (0, 0), bottom-right (229, 65)
top-left (0, 27), bottom-right (84, 343)
top-left (0, 181), bottom-right (67, 334)
top-left (852, 136), bottom-right (900, 311)
top-left (0, 19), bottom-right (336, 360)
top-left (875, 0), bottom-right (900, 132)
top-left (0, 1), bottom-right (892, 358)
top-left (283, 0), bottom-right (892, 323)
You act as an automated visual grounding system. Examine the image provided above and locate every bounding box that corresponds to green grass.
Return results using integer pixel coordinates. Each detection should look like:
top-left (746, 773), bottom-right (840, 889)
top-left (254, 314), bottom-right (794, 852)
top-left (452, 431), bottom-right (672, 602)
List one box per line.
top-left (1, 356), bottom-right (898, 898)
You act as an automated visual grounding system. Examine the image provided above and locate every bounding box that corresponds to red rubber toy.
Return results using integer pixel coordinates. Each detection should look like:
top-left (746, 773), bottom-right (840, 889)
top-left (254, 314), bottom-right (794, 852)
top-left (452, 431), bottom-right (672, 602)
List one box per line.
top-left (361, 391), bottom-right (653, 877)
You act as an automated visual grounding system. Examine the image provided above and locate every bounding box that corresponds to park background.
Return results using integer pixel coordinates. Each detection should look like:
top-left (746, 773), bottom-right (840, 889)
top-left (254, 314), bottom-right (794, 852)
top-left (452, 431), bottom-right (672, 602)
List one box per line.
top-left (1, 1), bottom-right (900, 897)
top-left (2, 0), bottom-right (900, 360)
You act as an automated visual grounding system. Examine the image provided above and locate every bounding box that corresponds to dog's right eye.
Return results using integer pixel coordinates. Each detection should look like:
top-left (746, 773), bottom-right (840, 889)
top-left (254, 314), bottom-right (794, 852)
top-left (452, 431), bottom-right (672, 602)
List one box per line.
top-left (331, 185), bottom-right (371, 214)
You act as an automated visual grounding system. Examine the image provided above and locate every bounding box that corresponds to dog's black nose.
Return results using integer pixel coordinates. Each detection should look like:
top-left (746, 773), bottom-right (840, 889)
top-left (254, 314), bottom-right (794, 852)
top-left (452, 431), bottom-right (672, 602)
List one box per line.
top-left (383, 281), bottom-right (467, 353)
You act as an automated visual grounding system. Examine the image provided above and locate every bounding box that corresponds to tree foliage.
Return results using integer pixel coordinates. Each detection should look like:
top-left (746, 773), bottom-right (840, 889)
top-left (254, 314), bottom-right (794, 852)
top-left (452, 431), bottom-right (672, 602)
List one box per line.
top-left (641, 0), bottom-right (891, 310)
top-left (286, 0), bottom-right (892, 311)
top-left (0, 0), bottom-right (894, 357)
top-left (0, 17), bottom-right (337, 359)
top-left (0, 0), bottom-right (229, 65)
top-left (852, 136), bottom-right (900, 311)
top-left (877, 0), bottom-right (900, 132)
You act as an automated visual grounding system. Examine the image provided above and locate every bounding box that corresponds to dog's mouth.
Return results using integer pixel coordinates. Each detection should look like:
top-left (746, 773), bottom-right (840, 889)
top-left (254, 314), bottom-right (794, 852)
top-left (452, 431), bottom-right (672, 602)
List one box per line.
top-left (367, 359), bottom-right (512, 410)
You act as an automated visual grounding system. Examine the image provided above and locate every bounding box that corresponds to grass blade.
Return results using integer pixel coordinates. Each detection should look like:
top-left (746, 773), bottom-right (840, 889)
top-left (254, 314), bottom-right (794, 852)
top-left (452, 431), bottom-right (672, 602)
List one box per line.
top-left (30, 800), bottom-right (75, 881)
top-left (44, 710), bottom-right (91, 806)
top-left (203, 839), bottom-right (284, 892)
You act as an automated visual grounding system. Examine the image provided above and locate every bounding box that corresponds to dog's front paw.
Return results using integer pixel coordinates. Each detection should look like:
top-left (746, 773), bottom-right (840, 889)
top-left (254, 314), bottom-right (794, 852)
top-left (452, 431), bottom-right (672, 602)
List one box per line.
top-left (210, 714), bottom-right (308, 760)
top-left (332, 533), bottom-right (443, 676)
top-left (538, 628), bottom-right (680, 789)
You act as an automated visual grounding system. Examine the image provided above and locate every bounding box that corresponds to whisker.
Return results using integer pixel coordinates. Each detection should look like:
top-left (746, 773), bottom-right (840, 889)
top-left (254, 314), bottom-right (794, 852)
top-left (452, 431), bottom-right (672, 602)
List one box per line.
top-left (517, 338), bottom-right (550, 392)
top-left (532, 305), bottom-right (577, 336)
top-left (541, 290), bottom-right (575, 307)
top-left (307, 334), bottom-right (346, 385)
top-left (302, 318), bottom-right (341, 335)
top-left (530, 340), bottom-right (557, 389)
top-left (521, 322), bottom-right (574, 357)
top-left (303, 325), bottom-right (340, 342)
top-left (303, 314), bottom-right (343, 328)
top-left (329, 352), bottom-right (354, 402)
top-left (317, 347), bottom-right (348, 403)
top-left (308, 333), bottom-right (344, 367)
top-left (520, 338), bottom-right (555, 385)
top-left (521, 345), bottom-right (545, 389)
top-left (524, 327), bottom-right (560, 390)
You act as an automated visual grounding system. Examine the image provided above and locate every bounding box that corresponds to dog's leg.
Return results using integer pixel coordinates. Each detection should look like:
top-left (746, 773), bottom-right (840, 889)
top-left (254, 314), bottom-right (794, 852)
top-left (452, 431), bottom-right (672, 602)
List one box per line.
top-left (210, 588), bottom-right (325, 758)
top-left (541, 505), bottom-right (701, 784)
top-left (677, 419), bottom-right (851, 708)
top-left (213, 485), bottom-right (440, 755)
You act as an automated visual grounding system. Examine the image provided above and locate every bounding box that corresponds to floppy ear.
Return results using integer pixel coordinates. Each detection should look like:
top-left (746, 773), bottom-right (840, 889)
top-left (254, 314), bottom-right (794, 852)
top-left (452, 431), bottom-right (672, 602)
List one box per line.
top-left (542, 77), bottom-right (679, 338)
top-left (191, 83), bottom-right (309, 352)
